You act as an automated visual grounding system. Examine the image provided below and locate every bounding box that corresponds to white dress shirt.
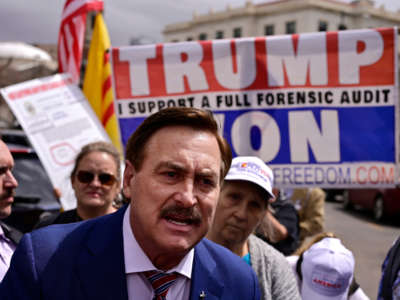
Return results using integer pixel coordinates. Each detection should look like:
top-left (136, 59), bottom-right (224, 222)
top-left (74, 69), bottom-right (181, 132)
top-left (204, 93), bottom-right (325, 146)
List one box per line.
top-left (123, 205), bottom-right (193, 300)
top-left (0, 226), bottom-right (16, 282)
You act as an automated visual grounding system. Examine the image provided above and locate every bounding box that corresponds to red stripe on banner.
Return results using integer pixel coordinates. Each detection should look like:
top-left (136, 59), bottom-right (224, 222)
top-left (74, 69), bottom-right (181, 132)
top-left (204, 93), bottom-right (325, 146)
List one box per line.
top-left (230, 40), bottom-right (238, 74)
top-left (102, 77), bottom-right (112, 102)
top-left (102, 50), bottom-right (111, 101)
top-left (103, 50), bottom-right (110, 66)
top-left (112, 28), bottom-right (396, 98)
top-left (102, 102), bottom-right (114, 126)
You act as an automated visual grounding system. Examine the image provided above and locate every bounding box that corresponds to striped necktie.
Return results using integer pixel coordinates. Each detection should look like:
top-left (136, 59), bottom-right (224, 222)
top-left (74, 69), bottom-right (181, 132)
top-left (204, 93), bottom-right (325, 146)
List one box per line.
top-left (143, 270), bottom-right (178, 300)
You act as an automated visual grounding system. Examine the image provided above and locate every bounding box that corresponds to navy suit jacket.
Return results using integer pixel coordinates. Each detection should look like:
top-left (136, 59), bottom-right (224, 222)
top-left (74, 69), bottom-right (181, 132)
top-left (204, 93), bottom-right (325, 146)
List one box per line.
top-left (0, 206), bottom-right (260, 300)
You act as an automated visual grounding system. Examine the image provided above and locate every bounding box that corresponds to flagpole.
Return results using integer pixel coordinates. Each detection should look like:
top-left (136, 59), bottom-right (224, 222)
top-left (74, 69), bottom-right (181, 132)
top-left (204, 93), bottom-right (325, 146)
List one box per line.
top-left (80, 11), bottom-right (98, 87)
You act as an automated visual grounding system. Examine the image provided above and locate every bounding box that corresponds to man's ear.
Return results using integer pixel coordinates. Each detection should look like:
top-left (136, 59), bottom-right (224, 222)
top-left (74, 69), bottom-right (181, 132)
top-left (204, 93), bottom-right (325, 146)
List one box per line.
top-left (122, 160), bottom-right (136, 199)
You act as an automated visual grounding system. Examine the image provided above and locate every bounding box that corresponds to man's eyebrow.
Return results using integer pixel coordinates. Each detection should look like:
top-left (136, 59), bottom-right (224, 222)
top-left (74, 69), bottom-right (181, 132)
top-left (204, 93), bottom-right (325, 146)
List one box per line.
top-left (156, 161), bottom-right (186, 172)
top-left (156, 162), bottom-right (219, 179)
top-left (197, 169), bottom-right (219, 181)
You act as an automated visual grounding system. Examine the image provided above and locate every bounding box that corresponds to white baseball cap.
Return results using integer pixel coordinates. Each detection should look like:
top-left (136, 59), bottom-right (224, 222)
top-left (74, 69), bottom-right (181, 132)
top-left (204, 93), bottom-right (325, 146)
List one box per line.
top-left (224, 156), bottom-right (274, 199)
top-left (301, 237), bottom-right (355, 300)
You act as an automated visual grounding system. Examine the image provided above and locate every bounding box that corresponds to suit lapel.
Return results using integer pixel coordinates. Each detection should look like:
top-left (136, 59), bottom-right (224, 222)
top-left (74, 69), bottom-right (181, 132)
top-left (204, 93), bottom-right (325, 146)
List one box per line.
top-left (76, 206), bottom-right (128, 300)
top-left (0, 222), bottom-right (22, 244)
top-left (74, 210), bottom-right (224, 300)
top-left (189, 240), bottom-right (224, 300)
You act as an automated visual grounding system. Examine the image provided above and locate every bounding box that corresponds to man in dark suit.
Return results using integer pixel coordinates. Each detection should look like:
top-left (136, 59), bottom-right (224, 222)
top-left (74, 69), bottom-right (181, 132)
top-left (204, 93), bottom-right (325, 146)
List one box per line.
top-left (0, 139), bottom-right (21, 282)
top-left (0, 108), bottom-right (261, 300)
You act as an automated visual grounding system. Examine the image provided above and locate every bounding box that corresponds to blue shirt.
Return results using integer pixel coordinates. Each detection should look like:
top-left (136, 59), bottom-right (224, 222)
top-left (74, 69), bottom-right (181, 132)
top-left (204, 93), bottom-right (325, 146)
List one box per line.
top-left (243, 253), bottom-right (251, 266)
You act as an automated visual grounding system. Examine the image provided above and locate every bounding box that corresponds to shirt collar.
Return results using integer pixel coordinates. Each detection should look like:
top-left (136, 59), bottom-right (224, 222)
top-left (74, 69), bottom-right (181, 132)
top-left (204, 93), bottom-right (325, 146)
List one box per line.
top-left (122, 204), bottom-right (194, 279)
top-left (0, 225), bottom-right (11, 243)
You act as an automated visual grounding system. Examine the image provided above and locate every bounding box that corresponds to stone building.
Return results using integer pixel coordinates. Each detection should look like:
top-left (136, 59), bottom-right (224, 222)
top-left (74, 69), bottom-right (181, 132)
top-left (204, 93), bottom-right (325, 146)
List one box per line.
top-left (163, 0), bottom-right (400, 42)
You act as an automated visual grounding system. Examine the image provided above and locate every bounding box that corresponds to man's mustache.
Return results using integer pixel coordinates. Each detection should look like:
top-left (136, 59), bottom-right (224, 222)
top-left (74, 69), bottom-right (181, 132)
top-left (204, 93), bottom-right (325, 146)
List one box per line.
top-left (0, 189), bottom-right (16, 201)
top-left (160, 205), bottom-right (202, 225)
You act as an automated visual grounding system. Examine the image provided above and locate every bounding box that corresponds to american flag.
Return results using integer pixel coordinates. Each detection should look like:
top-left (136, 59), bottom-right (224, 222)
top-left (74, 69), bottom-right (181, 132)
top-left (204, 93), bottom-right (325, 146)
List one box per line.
top-left (58, 0), bottom-right (103, 83)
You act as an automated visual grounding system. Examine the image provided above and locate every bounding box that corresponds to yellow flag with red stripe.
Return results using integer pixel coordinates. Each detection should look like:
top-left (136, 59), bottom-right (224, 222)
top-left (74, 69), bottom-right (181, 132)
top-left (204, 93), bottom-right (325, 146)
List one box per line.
top-left (83, 13), bottom-right (122, 154)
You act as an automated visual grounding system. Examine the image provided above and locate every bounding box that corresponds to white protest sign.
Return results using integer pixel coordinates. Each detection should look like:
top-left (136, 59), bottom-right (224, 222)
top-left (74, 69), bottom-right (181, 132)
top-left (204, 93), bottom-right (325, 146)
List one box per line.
top-left (1, 73), bottom-right (110, 210)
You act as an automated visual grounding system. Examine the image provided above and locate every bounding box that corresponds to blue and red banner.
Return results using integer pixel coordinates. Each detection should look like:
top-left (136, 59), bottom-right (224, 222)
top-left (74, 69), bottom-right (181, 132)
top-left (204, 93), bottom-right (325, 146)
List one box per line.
top-left (111, 27), bottom-right (398, 188)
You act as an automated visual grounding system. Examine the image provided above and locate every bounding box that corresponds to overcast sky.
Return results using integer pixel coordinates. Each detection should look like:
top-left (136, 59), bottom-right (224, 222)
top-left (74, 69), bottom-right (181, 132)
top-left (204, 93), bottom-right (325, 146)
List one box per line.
top-left (0, 0), bottom-right (399, 46)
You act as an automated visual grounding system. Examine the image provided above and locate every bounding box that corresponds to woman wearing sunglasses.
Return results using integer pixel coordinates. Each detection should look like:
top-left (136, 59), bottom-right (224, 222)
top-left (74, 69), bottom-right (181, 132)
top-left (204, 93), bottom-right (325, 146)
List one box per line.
top-left (35, 141), bottom-right (121, 228)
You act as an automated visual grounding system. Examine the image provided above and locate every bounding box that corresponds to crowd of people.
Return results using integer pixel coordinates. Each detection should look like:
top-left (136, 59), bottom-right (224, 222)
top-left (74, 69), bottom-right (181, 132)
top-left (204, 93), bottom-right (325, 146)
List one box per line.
top-left (0, 107), bottom-right (398, 299)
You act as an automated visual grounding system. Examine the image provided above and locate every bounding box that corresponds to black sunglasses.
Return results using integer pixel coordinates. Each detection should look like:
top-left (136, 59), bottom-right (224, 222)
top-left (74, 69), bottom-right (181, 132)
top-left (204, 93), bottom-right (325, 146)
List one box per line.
top-left (76, 170), bottom-right (116, 186)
